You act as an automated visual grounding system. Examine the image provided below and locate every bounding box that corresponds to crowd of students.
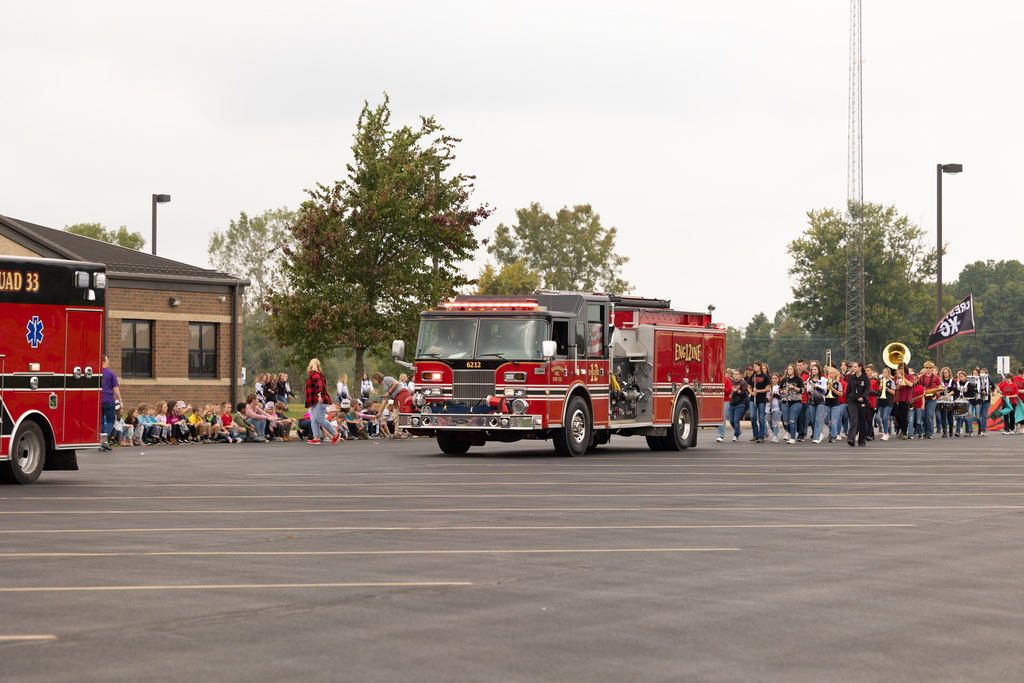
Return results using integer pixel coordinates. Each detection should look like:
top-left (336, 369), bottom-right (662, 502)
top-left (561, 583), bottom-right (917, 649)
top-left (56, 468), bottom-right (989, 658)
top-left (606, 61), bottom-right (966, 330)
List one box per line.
top-left (717, 358), bottom-right (1023, 447)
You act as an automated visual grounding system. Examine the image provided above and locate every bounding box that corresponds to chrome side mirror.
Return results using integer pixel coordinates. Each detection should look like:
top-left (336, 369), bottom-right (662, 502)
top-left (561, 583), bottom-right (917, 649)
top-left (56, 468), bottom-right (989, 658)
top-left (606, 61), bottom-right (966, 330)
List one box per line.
top-left (392, 340), bottom-right (405, 360)
top-left (542, 340), bottom-right (556, 360)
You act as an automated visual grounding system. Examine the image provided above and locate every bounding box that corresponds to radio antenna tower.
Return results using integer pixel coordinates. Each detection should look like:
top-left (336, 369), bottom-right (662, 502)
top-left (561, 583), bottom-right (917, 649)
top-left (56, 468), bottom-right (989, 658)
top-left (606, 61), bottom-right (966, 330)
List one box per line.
top-left (845, 0), bottom-right (866, 364)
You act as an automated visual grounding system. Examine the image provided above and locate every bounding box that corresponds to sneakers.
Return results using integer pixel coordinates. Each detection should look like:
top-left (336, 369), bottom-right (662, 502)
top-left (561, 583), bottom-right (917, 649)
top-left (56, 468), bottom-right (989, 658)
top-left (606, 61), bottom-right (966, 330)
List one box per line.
top-left (847, 440), bottom-right (856, 447)
top-left (812, 438), bottom-right (821, 444)
top-left (253, 436), bottom-right (267, 442)
top-left (881, 434), bottom-right (889, 441)
top-left (732, 436), bottom-right (739, 442)
top-left (981, 432), bottom-right (987, 437)
top-left (716, 436), bottom-right (724, 442)
top-left (771, 436), bottom-right (779, 443)
top-left (331, 432), bottom-right (342, 445)
top-left (787, 438), bottom-right (796, 445)
top-left (307, 438), bottom-right (321, 444)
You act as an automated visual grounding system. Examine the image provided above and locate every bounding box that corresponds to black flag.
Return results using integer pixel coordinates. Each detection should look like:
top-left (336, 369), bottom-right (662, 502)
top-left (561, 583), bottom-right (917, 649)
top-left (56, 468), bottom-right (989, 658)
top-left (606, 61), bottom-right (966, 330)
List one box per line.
top-left (927, 293), bottom-right (975, 349)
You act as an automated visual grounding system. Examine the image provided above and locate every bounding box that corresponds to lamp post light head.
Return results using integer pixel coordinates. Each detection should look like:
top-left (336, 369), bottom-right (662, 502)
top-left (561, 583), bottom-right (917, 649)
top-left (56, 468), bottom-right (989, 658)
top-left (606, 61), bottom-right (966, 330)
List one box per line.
top-left (941, 164), bottom-right (963, 175)
top-left (154, 194), bottom-right (171, 203)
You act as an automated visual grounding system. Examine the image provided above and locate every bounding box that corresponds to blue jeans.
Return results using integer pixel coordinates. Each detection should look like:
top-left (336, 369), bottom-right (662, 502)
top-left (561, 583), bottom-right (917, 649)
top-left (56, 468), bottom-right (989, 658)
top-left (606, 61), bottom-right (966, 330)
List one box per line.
top-left (310, 402), bottom-right (336, 440)
top-left (911, 407), bottom-right (924, 435)
top-left (717, 403), bottom-right (729, 439)
top-left (251, 418), bottom-right (267, 437)
top-left (729, 403), bottom-right (746, 438)
top-left (878, 405), bottom-right (893, 435)
top-left (923, 399), bottom-right (937, 437)
top-left (781, 402), bottom-right (801, 440)
top-left (841, 408), bottom-right (849, 436)
top-left (797, 403), bottom-right (809, 438)
top-left (101, 402), bottom-right (117, 438)
top-left (976, 400), bottom-right (990, 433)
top-left (828, 404), bottom-right (846, 439)
top-left (806, 404), bottom-right (825, 441)
top-left (768, 410), bottom-right (781, 439)
top-left (752, 402), bottom-right (767, 440)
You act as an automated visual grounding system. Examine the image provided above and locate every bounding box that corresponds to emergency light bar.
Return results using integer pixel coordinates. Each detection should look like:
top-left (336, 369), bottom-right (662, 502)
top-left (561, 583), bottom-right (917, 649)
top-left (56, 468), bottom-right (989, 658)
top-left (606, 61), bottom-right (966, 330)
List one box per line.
top-left (443, 300), bottom-right (540, 311)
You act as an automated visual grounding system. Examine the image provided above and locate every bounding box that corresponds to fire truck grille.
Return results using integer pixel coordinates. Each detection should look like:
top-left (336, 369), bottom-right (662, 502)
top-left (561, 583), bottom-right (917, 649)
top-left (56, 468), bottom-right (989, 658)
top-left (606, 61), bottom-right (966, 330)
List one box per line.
top-left (452, 369), bottom-right (495, 403)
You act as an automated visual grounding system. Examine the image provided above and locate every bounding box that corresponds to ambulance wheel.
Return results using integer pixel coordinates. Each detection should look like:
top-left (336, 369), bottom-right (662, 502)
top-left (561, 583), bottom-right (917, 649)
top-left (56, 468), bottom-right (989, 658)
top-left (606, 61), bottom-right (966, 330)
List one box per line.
top-left (554, 396), bottom-right (590, 457)
top-left (662, 395), bottom-right (696, 451)
top-left (437, 433), bottom-right (472, 455)
top-left (646, 436), bottom-right (664, 451)
top-left (1, 421), bottom-right (47, 484)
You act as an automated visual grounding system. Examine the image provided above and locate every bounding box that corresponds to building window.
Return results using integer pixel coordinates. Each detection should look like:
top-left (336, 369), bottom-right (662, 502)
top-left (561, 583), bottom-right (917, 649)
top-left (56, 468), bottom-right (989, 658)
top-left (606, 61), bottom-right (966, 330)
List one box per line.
top-left (121, 320), bottom-right (152, 378)
top-left (189, 323), bottom-right (217, 378)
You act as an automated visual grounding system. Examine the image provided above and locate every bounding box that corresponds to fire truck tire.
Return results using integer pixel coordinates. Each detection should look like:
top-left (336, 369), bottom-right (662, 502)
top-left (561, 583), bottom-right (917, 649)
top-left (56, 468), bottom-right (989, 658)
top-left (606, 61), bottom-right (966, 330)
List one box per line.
top-left (436, 433), bottom-right (472, 455)
top-left (645, 436), bottom-right (664, 451)
top-left (663, 395), bottom-right (696, 451)
top-left (1, 421), bottom-right (47, 485)
top-left (554, 396), bottom-right (591, 457)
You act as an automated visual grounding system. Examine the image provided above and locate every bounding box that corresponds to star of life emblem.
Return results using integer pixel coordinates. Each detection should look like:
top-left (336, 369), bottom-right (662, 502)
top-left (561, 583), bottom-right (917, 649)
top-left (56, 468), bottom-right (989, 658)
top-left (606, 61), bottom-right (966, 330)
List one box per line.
top-left (26, 316), bottom-right (44, 348)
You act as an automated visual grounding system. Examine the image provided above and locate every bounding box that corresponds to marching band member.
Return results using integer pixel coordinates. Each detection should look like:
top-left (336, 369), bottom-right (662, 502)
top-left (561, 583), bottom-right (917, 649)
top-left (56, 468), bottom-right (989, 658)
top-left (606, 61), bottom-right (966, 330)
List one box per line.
top-left (973, 368), bottom-right (991, 437)
top-left (876, 367), bottom-right (896, 441)
top-left (953, 370), bottom-right (976, 436)
top-left (864, 364), bottom-right (879, 440)
top-left (917, 361), bottom-right (942, 439)
top-left (825, 366), bottom-right (847, 444)
top-left (893, 362), bottom-right (916, 440)
top-left (937, 367), bottom-right (956, 438)
top-left (998, 373), bottom-right (1019, 434)
top-left (846, 361), bottom-right (870, 447)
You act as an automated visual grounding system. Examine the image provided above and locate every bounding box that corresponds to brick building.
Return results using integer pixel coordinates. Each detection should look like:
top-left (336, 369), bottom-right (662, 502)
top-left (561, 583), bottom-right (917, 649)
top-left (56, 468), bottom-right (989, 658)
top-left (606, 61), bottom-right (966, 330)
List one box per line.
top-left (0, 214), bottom-right (248, 410)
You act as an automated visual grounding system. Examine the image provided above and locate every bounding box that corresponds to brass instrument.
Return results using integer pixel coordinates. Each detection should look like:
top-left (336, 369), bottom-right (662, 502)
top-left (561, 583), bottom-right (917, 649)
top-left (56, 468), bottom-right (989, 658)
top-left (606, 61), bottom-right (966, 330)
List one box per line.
top-left (825, 349), bottom-right (835, 398)
top-left (880, 373), bottom-right (888, 400)
top-left (883, 342), bottom-right (911, 370)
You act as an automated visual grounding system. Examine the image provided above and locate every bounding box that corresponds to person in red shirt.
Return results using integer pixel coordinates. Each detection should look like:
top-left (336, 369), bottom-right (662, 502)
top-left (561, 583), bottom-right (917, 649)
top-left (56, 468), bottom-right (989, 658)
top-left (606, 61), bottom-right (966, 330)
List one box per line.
top-left (797, 359), bottom-right (811, 442)
top-left (893, 363), bottom-right (916, 439)
top-left (910, 382), bottom-right (926, 438)
top-left (865, 364), bottom-right (879, 440)
top-left (717, 372), bottom-right (733, 442)
top-left (998, 373), bottom-right (1020, 434)
top-left (1014, 368), bottom-right (1024, 432)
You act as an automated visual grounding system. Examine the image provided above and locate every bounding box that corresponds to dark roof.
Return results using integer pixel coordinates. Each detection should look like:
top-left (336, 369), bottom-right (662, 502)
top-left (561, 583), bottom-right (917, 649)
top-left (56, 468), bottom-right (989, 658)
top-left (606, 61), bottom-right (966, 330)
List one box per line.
top-left (0, 214), bottom-right (247, 285)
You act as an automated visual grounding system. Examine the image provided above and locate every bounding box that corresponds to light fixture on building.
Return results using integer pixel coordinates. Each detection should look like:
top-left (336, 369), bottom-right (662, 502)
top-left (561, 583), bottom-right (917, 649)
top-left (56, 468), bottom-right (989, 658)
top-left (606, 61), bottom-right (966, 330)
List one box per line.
top-left (169, 297), bottom-right (182, 307)
top-left (218, 296), bottom-right (227, 302)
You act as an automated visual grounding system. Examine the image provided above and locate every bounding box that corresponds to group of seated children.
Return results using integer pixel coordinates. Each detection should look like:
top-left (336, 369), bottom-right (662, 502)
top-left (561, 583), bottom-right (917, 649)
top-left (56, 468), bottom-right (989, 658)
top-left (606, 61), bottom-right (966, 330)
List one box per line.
top-left (108, 397), bottom-right (298, 446)
top-left (294, 398), bottom-right (398, 441)
top-left (107, 394), bottom-right (401, 447)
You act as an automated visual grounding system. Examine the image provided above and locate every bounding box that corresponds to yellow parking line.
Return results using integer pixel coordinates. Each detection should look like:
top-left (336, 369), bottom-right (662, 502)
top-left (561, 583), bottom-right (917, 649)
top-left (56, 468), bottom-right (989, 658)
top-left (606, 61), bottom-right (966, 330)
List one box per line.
top-left (0, 523), bottom-right (913, 536)
top-left (2, 548), bottom-right (739, 559)
top-left (0, 582), bottom-right (472, 593)
top-left (0, 635), bottom-right (57, 641)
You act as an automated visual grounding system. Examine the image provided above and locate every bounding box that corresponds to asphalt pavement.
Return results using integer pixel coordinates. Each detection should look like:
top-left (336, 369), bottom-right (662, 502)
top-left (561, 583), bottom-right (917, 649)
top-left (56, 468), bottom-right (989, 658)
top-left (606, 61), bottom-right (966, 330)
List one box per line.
top-left (3, 429), bottom-right (1024, 682)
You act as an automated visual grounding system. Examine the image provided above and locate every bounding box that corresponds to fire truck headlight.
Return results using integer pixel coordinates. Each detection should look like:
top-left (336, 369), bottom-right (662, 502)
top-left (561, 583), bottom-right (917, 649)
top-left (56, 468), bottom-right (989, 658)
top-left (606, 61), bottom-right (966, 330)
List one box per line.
top-left (411, 417), bottom-right (420, 426)
top-left (503, 388), bottom-right (515, 397)
top-left (74, 271), bottom-right (90, 288)
top-left (94, 273), bottom-right (106, 289)
top-left (412, 392), bottom-right (426, 408)
top-left (511, 399), bottom-right (529, 414)
top-left (500, 417), bottom-right (510, 427)
top-left (503, 372), bottom-right (527, 382)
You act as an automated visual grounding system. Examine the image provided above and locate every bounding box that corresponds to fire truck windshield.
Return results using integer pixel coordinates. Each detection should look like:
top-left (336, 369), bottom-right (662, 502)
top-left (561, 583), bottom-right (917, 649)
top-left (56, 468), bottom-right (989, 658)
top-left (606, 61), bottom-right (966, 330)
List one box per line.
top-left (416, 319), bottom-right (549, 360)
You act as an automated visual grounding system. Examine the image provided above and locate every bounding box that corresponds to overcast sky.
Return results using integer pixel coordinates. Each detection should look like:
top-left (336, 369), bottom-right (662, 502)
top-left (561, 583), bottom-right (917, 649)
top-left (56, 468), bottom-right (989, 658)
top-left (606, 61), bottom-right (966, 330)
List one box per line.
top-left (2, 1), bottom-right (1018, 328)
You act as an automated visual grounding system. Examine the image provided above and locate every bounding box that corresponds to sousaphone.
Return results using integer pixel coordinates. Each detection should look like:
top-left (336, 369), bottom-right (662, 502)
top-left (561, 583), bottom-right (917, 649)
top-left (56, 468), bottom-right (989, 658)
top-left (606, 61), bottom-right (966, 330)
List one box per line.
top-left (883, 342), bottom-right (911, 370)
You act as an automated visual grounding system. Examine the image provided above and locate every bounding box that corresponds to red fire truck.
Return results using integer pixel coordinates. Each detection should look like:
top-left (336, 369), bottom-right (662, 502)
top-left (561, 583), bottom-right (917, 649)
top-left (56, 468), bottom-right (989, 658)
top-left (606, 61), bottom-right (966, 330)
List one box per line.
top-left (1, 256), bottom-right (106, 483)
top-left (391, 292), bottom-right (726, 456)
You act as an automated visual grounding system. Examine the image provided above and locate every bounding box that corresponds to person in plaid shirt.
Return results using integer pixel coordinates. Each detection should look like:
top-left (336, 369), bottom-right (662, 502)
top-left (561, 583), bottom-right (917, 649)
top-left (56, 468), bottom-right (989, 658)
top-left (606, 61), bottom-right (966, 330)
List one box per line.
top-left (305, 358), bottom-right (341, 445)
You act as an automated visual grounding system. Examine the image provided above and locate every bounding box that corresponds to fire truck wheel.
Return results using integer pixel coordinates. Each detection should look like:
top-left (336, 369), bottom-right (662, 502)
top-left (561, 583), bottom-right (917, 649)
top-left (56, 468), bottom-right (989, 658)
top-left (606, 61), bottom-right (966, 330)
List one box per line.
top-left (663, 395), bottom-right (696, 451)
top-left (554, 396), bottom-right (591, 457)
top-left (645, 436), bottom-right (664, 451)
top-left (1, 421), bottom-right (47, 484)
top-left (436, 433), bottom-right (472, 455)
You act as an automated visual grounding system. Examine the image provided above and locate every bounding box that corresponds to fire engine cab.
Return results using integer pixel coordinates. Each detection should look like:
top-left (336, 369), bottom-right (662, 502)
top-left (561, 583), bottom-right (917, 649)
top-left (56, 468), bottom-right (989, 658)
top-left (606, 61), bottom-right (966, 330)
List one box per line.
top-left (391, 292), bottom-right (726, 456)
top-left (1, 256), bottom-right (106, 484)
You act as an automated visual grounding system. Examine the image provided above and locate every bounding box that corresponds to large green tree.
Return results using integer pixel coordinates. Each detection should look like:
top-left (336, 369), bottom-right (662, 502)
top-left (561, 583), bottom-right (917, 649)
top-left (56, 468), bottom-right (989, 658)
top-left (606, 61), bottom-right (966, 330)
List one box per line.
top-left (476, 259), bottom-right (541, 295)
top-left (65, 222), bottom-right (146, 250)
top-left (943, 259), bottom-right (1024, 372)
top-left (488, 202), bottom-right (631, 295)
top-left (788, 203), bottom-right (937, 367)
top-left (266, 95), bottom-right (493, 381)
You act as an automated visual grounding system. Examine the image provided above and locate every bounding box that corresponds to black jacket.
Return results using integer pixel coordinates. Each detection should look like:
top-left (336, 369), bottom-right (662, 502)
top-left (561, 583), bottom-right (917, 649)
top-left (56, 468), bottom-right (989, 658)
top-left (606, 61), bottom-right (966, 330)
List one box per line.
top-left (846, 372), bottom-right (870, 405)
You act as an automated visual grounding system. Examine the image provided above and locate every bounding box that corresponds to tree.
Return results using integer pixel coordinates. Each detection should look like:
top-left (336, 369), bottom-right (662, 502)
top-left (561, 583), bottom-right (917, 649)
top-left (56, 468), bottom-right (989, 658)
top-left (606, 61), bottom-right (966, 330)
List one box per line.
top-left (488, 202), bottom-right (631, 295)
top-left (476, 259), bottom-right (541, 295)
top-left (787, 203), bottom-right (936, 367)
top-left (944, 259), bottom-right (1024, 371)
top-left (208, 207), bottom-right (297, 312)
top-left (266, 95), bottom-right (493, 382)
top-left (64, 223), bottom-right (146, 250)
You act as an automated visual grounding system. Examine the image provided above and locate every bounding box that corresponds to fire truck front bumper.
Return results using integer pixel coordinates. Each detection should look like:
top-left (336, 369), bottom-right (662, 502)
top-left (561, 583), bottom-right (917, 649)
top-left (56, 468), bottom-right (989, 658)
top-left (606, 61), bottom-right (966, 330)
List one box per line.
top-left (399, 414), bottom-right (542, 430)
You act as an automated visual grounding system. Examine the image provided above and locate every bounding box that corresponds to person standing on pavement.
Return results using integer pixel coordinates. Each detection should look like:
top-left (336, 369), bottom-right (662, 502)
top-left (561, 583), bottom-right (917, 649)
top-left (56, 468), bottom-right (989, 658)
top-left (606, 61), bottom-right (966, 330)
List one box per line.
top-left (779, 364), bottom-right (804, 445)
top-left (716, 370), bottom-right (733, 443)
top-left (748, 362), bottom-right (770, 443)
top-left (305, 358), bottom-right (341, 445)
top-left (918, 361), bottom-right (941, 439)
top-left (974, 368), bottom-right (991, 437)
top-left (728, 369), bottom-right (748, 442)
top-left (100, 355), bottom-right (122, 451)
top-left (796, 359), bottom-right (810, 442)
top-left (846, 361), bottom-right (870, 447)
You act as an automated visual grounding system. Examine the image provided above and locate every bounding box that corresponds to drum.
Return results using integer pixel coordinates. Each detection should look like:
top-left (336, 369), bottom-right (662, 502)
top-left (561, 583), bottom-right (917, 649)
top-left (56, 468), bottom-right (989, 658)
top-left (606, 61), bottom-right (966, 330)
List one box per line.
top-left (937, 399), bottom-right (955, 412)
top-left (953, 398), bottom-right (970, 415)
